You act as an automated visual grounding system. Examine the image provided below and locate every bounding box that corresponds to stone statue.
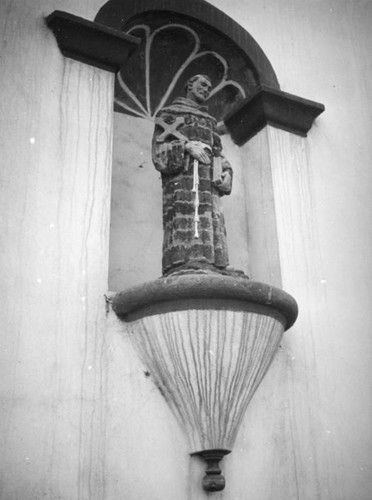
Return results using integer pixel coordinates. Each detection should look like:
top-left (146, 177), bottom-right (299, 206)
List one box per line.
top-left (152, 74), bottom-right (233, 276)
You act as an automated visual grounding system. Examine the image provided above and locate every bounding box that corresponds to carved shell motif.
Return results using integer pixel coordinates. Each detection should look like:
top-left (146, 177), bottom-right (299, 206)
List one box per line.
top-left (114, 22), bottom-right (257, 123)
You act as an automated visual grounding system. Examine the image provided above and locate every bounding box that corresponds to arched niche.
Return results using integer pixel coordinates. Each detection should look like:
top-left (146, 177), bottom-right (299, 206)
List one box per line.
top-left (93, 0), bottom-right (275, 290)
top-left (90, 0), bottom-right (324, 290)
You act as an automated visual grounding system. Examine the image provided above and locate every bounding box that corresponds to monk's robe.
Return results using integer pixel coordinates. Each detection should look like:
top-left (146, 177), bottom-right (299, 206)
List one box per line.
top-left (152, 97), bottom-right (232, 275)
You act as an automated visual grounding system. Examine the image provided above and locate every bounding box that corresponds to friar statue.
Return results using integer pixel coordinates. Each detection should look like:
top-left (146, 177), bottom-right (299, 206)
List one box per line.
top-left (152, 74), bottom-right (233, 276)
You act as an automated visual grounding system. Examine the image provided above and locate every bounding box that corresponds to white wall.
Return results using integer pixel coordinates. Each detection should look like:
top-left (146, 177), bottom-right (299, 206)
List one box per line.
top-left (235, 1), bottom-right (372, 498)
top-left (0, 1), bottom-right (114, 498)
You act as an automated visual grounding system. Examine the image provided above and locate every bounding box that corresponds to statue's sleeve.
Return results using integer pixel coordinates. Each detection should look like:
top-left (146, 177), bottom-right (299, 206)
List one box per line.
top-left (213, 124), bottom-right (233, 195)
top-left (221, 156), bottom-right (233, 195)
top-left (152, 113), bottom-right (187, 175)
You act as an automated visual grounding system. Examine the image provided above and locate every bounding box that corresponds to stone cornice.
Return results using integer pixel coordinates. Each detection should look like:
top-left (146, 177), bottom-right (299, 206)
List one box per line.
top-left (224, 85), bottom-right (325, 145)
top-left (46, 11), bottom-right (140, 73)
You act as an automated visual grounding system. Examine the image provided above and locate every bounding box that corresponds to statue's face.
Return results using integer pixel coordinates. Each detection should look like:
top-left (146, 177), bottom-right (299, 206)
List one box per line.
top-left (187, 76), bottom-right (212, 103)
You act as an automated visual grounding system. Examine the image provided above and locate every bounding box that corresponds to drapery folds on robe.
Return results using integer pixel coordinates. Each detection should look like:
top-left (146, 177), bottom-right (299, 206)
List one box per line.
top-left (152, 97), bottom-right (233, 275)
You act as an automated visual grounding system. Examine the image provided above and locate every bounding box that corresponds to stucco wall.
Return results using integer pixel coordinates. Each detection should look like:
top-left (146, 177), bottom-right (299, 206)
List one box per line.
top-left (234, 2), bottom-right (372, 498)
top-left (0, 1), bottom-right (114, 498)
top-left (0, 0), bottom-right (371, 499)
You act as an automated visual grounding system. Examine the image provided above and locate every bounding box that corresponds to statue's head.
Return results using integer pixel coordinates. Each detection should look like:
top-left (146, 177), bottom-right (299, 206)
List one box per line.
top-left (185, 74), bottom-right (212, 104)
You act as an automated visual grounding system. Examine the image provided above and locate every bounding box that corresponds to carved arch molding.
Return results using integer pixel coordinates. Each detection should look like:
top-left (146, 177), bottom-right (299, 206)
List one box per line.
top-left (94, 0), bottom-right (324, 142)
top-left (47, 0), bottom-right (324, 144)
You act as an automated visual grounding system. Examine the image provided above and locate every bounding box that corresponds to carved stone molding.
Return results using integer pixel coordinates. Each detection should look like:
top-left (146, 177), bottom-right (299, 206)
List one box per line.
top-left (225, 85), bottom-right (326, 145)
top-left (46, 11), bottom-right (140, 72)
top-left (113, 274), bottom-right (298, 328)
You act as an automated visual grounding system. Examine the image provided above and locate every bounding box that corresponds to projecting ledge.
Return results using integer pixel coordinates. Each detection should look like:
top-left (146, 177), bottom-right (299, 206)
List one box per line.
top-left (112, 274), bottom-right (298, 330)
top-left (46, 11), bottom-right (140, 72)
top-left (224, 85), bottom-right (325, 146)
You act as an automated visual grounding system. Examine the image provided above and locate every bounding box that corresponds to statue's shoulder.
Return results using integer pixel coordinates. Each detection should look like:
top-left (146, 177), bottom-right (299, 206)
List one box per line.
top-left (155, 104), bottom-right (179, 118)
top-left (157, 98), bottom-right (215, 121)
top-left (157, 99), bottom-right (194, 116)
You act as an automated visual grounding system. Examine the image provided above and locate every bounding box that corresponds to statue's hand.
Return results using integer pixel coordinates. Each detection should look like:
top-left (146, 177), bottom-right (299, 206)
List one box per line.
top-left (217, 170), bottom-right (232, 193)
top-left (185, 142), bottom-right (211, 164)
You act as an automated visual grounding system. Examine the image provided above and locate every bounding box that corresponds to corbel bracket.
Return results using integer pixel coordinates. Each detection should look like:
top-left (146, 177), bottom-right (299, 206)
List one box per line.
top-left (224, 85), bottom-right (325, 146)
top-left (46, 11), bottom-right (140, 72)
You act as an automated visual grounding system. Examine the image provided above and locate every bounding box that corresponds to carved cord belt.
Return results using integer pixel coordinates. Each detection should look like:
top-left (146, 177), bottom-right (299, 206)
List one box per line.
top-left (189, 141), bottom-right (211, 239)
